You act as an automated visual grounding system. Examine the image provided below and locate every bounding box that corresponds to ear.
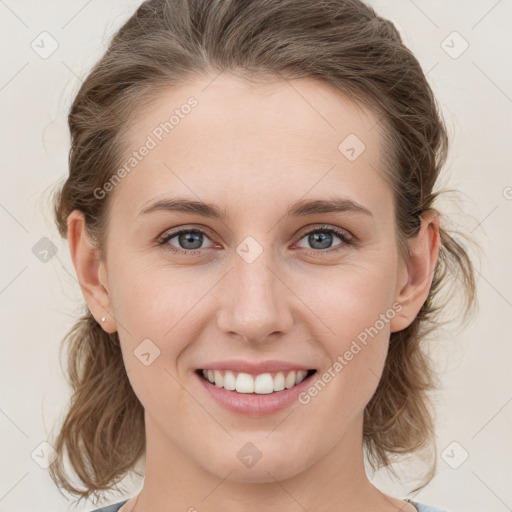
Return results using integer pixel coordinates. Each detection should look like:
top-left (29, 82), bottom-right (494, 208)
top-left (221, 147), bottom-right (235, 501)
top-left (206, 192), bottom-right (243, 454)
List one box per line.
top-left (67, 210), bottom-right (117, 333)
top-left (390, 209), bottom-right (441, 333)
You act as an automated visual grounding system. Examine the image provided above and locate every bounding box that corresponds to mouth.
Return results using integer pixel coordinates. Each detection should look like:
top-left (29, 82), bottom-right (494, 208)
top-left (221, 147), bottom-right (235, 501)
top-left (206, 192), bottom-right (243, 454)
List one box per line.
top-left (195, 368), bottom-right (317, 394)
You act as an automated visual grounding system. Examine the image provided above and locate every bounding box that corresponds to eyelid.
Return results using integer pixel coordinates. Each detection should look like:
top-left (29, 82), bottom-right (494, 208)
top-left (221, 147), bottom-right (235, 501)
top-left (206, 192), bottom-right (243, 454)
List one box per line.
top-left (158, 223), bottom-right (355, 255)
top-left (157, 224), bottom-right (216, 244)
top-left (295, 223), bottom-right (352, 240)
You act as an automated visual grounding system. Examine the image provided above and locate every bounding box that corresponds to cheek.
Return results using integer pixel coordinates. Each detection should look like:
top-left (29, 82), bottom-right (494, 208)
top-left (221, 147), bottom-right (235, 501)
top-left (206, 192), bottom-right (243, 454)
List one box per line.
top-left (111, 267), bottom-right (204, 415)
top-left (110, 264), bottom-right (213, 377)
top-left (109, 261), bottom-right (201, 329)
top-left (305, 255), bottom-right (398, 338)
top-left (297, 259), bottom-right (397, 401)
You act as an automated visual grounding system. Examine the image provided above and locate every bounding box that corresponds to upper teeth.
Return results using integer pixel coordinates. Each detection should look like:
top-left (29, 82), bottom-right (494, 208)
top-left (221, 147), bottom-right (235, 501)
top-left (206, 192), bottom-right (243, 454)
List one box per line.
top-left (202, 369), bottom-right (310, 394)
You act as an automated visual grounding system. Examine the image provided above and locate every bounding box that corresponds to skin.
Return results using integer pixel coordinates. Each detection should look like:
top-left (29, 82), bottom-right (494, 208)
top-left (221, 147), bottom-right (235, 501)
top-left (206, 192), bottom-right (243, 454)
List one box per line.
top-left (68, 73), bottom-right (440, 512)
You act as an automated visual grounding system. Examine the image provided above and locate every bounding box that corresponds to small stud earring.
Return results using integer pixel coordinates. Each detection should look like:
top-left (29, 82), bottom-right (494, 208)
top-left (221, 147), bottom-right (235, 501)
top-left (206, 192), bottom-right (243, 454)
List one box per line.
top-left (101, 317), bottom-right (106, 322)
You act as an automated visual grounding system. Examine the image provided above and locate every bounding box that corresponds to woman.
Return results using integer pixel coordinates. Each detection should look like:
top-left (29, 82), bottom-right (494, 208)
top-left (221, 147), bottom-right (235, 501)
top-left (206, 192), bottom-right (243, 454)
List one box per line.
top-left (48, 1), bottom-right (477, 511)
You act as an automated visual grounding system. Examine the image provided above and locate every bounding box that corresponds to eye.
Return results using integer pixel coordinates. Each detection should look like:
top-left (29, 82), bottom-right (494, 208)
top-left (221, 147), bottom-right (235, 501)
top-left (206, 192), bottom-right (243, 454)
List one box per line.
top-left (294, 225), bottom-right (353, 254)
top-left (158, 228), bottom-right (216, 255)
top-left (158, 224), bottom-right (353, 256)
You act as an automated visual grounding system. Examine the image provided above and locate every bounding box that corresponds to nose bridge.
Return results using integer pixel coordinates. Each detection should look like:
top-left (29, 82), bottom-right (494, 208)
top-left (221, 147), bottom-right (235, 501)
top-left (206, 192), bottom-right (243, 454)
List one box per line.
top-left (216, 240), bottom-right (292, 341)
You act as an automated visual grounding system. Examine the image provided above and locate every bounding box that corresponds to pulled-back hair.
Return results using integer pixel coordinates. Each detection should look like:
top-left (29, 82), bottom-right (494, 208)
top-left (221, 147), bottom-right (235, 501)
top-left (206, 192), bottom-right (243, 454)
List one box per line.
top-left (49, 0), bottom-right (478, 504)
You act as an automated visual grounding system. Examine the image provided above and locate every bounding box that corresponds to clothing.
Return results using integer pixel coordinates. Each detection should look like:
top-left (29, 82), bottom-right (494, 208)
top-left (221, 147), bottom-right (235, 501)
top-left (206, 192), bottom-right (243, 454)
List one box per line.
top-left (404, 498), bottom-right (451, 511)
top-left (89, 500), bottom-right (128, 512)
top-left (89, 497), bottom-right (450, 511)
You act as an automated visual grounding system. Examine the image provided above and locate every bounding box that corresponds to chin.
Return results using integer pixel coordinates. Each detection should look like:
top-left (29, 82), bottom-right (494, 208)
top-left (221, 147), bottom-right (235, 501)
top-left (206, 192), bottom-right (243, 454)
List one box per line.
top-left (203, 451), bottom-right (307, 483)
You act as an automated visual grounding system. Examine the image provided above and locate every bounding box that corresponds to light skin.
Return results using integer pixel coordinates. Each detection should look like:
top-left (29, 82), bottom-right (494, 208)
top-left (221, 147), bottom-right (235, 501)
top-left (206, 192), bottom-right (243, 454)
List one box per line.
top-left (68, 73), bottom-right (440, 512)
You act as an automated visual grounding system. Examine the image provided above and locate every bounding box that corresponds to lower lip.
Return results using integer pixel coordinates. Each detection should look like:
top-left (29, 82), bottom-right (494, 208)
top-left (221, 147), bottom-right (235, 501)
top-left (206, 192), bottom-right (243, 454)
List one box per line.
top-left (195, 370), bottom-right (317, 417)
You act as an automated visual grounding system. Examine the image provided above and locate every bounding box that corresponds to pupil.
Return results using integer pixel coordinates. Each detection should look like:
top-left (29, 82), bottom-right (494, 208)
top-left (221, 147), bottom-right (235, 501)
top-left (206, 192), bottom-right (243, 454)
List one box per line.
top-left (310, 232), bottom-right (331, 249)
top-left (180, 231), bottom-right (202, 250)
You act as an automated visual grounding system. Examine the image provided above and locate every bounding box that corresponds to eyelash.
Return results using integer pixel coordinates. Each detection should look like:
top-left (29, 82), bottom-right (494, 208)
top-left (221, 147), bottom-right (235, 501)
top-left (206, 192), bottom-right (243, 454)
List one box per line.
top-left (157, 225), bottom-right (354, 257)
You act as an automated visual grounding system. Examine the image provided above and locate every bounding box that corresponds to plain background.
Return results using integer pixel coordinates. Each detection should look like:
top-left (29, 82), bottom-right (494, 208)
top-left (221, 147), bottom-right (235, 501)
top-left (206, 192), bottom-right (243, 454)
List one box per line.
top-left (0, 1), bottom-right (511, 511)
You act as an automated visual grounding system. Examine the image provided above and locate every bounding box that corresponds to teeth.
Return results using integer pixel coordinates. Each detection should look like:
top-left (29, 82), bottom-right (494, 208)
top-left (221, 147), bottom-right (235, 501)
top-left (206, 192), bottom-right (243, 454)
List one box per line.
top-left (201, 369), bottom-right (310, 394)
top-left (214, 370), bottom-right (223, 388)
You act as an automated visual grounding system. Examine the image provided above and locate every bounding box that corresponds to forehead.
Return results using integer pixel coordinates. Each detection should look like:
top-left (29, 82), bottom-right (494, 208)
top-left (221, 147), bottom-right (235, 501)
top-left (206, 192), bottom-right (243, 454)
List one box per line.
top-left (111, 73), bottom-right (392, 221)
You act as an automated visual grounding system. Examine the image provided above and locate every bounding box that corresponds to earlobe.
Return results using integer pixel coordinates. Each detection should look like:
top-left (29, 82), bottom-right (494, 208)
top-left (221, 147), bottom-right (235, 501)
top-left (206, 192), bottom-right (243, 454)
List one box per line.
top-left (389, 210), bottom-right (441, 333)
top-left (67, 210), bottom-right (117, 333)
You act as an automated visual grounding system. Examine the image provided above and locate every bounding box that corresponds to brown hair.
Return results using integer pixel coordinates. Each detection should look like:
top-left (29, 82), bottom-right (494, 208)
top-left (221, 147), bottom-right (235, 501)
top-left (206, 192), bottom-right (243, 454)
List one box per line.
top-left (48, 0), bottom-right (478, 505)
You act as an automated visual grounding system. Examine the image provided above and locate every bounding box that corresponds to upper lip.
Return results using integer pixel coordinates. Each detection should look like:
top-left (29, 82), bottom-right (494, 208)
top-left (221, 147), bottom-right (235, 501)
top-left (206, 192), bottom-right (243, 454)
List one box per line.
top-left (198, 359), bottom-right (315, 375)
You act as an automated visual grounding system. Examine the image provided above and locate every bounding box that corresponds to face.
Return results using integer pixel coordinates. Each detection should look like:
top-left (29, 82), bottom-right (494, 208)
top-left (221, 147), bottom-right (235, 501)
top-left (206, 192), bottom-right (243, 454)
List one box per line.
top-left (94, 74), bottom-right (410, 483)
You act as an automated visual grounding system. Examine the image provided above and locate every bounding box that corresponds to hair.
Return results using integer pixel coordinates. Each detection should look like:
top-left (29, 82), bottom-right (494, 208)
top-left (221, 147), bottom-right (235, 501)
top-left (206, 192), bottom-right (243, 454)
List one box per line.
top-left (48, 0), bottom-right (478, 505)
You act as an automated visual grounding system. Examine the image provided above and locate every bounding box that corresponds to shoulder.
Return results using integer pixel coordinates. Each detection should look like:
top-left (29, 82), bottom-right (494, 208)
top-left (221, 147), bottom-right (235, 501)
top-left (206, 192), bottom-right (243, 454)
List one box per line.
top-left (408, 499), bottom-right (451, 512)
top-left (88, 500), bottom-right (129, 512)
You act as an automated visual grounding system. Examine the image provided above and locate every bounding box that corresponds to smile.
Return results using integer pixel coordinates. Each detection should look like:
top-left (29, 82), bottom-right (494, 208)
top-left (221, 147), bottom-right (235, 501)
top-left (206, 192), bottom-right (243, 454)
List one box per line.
top-left (194, 360), bottom-right (319, 416)
top-left (198, 368), bottom-right (317, 394)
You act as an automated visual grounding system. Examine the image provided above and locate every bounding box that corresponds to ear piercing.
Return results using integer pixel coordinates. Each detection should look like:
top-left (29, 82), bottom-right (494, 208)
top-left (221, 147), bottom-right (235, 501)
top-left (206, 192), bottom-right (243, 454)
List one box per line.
top-left (101, 317), bottom-right (106, 322)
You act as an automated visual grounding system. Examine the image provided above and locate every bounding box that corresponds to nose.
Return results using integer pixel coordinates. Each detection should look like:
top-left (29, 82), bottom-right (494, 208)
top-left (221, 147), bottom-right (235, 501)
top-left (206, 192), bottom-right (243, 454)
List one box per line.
top-left (215, 248), bottom-right (294, 344)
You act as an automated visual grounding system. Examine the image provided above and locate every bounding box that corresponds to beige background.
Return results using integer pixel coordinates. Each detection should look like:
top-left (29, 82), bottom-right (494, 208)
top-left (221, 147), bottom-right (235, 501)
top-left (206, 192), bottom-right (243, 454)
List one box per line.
top-left (0, 1), bottom-right (510, 511)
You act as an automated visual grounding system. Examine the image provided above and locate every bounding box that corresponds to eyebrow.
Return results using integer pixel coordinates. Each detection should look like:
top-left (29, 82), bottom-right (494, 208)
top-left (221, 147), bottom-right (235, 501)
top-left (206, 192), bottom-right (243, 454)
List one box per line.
top-left (137, 196), bottom-right (373, 219)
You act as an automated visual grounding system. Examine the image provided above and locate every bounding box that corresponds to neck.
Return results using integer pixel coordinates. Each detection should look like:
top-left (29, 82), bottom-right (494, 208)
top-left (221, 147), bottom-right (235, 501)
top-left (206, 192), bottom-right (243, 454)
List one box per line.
top-left (128, 412), bottom-right (408, 512)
